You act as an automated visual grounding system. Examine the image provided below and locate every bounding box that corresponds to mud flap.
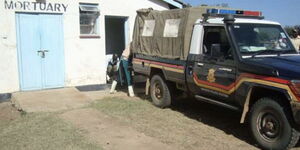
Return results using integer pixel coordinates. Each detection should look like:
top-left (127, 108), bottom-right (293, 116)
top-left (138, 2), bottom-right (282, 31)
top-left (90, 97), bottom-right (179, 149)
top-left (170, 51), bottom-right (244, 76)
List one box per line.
top-left (240, 88), bottom-right (253, 123)
top-left (145, 78), bottom-right (150, 95)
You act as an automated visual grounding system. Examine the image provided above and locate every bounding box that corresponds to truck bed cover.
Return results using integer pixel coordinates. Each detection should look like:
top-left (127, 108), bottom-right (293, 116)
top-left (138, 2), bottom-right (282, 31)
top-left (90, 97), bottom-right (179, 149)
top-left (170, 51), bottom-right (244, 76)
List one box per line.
top-left (131, 7), bottom-right (209, 60)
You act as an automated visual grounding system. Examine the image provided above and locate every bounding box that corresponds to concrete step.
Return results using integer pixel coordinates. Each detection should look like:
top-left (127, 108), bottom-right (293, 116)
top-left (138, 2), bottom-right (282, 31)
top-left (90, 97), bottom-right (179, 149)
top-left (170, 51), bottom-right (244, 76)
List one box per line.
top-left (11, 88), bottom-right (93, 113)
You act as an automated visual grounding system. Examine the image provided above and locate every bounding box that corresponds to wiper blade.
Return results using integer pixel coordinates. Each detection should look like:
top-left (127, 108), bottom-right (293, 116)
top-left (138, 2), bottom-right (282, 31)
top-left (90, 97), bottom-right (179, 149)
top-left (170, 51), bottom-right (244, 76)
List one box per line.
top-left (278, 50), bottom-right (297, 56)
top-left (251, 50), bottom-right (278, 58)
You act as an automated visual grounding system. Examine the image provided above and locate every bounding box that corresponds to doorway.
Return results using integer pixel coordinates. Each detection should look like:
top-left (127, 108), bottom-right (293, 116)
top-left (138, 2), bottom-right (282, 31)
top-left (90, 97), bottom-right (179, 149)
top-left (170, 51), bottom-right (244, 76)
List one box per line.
top-left (105, 16), bottom-right (129, 56)
top-left (16, 13), bottom-right (65, 91)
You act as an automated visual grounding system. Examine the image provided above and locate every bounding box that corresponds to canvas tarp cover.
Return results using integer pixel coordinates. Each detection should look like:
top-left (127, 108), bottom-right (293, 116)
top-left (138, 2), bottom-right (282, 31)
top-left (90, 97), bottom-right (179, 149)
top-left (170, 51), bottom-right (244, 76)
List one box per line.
top-left (131, 7), bottom-right (207, 60)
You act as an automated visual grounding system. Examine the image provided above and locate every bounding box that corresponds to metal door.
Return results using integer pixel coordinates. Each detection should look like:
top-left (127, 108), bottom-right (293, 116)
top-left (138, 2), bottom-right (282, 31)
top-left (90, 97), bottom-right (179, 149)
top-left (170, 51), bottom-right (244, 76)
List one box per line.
top-left (16, 13), bottom-right (64, 91)
top-left (187, 25), bottom-right (236, 101)
top-left (40, 14), bottom-right (65, 89)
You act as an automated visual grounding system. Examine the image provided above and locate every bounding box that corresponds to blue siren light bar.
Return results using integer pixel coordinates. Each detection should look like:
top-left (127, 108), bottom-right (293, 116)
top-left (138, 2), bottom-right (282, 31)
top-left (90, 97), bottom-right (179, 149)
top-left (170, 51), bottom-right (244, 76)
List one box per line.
top-left (207, 8), bottom-right (262, 17)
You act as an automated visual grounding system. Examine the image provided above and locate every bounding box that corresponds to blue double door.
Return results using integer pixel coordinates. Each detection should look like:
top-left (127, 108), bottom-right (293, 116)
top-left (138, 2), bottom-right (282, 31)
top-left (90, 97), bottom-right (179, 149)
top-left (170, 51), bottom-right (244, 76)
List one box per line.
top-left (16, 13), bottom-right (65, 91)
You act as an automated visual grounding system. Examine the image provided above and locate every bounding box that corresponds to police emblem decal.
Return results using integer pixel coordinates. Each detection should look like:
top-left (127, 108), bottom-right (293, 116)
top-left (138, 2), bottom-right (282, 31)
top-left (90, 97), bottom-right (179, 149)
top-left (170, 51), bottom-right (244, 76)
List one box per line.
top-left (207, 69), bottom-right (216, 83)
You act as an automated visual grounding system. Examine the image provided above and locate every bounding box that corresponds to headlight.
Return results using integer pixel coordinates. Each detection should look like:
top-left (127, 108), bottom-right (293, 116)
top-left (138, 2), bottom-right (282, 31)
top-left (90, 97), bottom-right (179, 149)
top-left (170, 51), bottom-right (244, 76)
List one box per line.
top-left (290, 80), bottom-right (300, 97)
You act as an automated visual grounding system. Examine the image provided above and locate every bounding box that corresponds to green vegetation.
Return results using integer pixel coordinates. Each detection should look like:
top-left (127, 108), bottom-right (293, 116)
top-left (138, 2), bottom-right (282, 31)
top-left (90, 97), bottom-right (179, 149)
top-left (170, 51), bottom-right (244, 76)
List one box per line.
top-left (91, 97), bottom-right (209, 149)
top-left (0, 113), bottom-right (102, 150)
top-left (285, 25), bottom-right (300, 37)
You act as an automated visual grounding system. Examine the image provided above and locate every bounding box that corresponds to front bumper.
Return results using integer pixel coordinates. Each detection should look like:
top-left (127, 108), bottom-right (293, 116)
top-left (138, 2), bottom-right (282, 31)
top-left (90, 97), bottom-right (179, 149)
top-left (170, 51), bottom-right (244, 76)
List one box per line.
top-left (291, 101), bottom-right (300, 125)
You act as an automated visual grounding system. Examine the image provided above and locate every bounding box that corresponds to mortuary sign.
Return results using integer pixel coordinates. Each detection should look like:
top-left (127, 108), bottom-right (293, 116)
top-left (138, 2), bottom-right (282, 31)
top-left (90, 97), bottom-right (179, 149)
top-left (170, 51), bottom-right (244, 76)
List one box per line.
top-left (4, 0), bottom-right (68, 12)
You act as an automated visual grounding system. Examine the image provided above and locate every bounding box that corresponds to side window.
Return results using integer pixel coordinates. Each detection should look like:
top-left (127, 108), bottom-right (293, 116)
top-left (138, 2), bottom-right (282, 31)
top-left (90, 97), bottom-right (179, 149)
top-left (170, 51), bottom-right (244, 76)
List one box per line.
top-left (163, 19), bottom-right (181, 37)
top-left (203, 26), bottom-right (233, 60)
top-left (79, 3), bottom-right (100, 37)
top-left (142, 20), bottom-right (156, 37)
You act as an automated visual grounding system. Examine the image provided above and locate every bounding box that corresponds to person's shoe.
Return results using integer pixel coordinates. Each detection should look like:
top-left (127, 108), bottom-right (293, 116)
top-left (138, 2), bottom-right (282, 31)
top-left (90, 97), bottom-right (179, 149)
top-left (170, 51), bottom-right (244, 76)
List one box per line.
top-left (110, 80), bottom-right (117, 94)
top-left (128, 86), bottom-right (135, 97)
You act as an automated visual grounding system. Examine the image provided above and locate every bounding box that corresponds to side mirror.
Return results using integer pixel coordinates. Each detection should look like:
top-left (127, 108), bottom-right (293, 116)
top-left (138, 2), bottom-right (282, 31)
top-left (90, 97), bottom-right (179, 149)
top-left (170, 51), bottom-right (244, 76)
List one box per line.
top-left (210, 44), bottom-right (222, 58)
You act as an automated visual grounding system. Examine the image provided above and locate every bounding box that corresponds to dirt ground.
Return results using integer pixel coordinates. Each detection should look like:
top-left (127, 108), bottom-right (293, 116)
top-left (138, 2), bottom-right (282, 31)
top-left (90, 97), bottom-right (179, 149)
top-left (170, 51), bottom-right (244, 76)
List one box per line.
top-left (0, 102), bottom-right (20, 124)
top-left (60, 108), bottom-right (174, 150)
top-left (0, 89), bottom-right (300, 150)
top-left (89, 96), bottom-right (258, 150)
top-left (0, 102), bottom-right (101, 150)
top-left (81, 88), bottom-right (300, 150)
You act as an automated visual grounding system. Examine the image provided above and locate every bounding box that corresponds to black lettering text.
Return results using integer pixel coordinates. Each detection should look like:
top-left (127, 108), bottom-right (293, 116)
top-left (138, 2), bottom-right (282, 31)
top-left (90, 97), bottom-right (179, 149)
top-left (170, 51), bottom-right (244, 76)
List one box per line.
top-left (54, 3), bottom-right (61, 12)
top-left (23, 1), bottom-right (30, 10)
top-left (14, 1), bottom-right (23, 9)
top-left (4, 0), bottom-right (14, 9)
top-left (4, 1), bottom-right (67, 12)
top-left (46, 3), bottom-right (53, 11)
top-left (39, 2), bottom-right (46, 11)
top-left (62, 4), bottom-right (68, 12)
top-left (32, 2), bottom-right (37, 10)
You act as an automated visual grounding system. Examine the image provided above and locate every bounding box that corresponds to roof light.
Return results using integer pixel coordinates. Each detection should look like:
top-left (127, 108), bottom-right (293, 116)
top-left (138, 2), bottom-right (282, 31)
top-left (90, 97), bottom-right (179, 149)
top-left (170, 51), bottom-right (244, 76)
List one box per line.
top-left (206, 8), bottom-right (262, 17)
top-left (219, 9), bottom-right (236, 15)
top-left (206, 8), bottom-right (218, 14)
top-left (243, 11), bottom-right (262, 16)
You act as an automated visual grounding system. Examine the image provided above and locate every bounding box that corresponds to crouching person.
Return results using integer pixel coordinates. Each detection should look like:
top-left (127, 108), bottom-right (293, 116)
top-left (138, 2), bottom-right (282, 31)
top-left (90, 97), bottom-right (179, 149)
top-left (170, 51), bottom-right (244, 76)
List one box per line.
top-left (110, 43), bottom-right (135, 97)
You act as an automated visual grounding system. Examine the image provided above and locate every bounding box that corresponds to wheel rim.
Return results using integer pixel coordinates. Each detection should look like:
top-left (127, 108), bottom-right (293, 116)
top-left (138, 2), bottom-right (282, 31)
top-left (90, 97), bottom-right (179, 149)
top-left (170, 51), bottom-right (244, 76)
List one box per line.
top-left (153, 81), bottom-right (163, 100)
top-left (257, 109), bottom-right (282, 142)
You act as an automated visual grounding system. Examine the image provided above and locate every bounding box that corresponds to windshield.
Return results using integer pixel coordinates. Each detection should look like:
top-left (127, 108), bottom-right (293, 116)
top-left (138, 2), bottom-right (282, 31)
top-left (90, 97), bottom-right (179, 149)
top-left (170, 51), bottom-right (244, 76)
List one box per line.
top-left (231, 24), bottom-right (296, 57)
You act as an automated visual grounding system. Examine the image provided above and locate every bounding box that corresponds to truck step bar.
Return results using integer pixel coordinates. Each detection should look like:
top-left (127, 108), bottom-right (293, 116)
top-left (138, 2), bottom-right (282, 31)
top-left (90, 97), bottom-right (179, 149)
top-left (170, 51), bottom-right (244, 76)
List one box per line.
top-left (195, 95), bottom-right (240, 112)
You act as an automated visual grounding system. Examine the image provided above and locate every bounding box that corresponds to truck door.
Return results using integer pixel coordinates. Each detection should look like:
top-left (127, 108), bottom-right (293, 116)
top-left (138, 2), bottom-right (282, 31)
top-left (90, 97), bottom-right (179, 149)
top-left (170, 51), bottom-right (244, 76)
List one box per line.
top-left (187, 25), bottom-right (236, 102)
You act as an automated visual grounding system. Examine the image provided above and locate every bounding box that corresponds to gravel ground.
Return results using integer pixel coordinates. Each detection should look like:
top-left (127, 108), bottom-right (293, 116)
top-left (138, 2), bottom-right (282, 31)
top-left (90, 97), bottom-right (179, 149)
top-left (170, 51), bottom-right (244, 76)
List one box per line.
top-left (88, 88), bottom-right (300, 150)
top-left (91, 96), bottom-right (258, 150)
top-left (0, 87), bottom-right (299, 150)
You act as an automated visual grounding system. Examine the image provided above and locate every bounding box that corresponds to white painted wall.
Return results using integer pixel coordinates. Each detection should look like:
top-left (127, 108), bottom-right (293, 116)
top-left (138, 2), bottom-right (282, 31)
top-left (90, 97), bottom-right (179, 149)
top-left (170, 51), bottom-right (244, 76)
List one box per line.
top-left (0, 0), bottom-right (169, 93)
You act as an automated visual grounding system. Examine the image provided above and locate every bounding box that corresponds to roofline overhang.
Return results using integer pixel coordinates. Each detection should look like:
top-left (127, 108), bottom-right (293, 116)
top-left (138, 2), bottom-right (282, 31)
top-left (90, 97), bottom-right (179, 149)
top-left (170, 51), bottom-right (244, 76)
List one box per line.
top-left (160, 0), bottom-right (184, 8)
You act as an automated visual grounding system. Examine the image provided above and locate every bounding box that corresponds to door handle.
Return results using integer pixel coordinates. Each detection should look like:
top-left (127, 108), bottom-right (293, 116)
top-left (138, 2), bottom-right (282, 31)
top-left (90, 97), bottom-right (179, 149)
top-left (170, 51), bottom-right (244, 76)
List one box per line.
top-left (187, 65), bottom-right (193, 75)
top-left (37, 50), bottom-right (49, 58)
top-left (197, 63), bottom-right (204, 67)
top-left (37, 50), bottom-right (43, 57)
top-left (219, 68), bottom-right (232, 72)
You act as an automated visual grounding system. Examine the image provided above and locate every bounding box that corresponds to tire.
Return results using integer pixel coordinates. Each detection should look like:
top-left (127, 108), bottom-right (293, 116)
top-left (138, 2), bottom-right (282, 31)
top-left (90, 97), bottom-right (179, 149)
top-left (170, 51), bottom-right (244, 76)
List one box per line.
top-left (249, 97), bottom-right (300, 150)
top-left (150, 74), bottom-right (171, 108)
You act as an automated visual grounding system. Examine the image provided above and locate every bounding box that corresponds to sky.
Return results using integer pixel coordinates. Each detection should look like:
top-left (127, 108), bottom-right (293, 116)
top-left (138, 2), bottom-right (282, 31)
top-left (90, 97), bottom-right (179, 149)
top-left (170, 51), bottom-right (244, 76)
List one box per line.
top-left (182, 0), bottom-right (300, 26)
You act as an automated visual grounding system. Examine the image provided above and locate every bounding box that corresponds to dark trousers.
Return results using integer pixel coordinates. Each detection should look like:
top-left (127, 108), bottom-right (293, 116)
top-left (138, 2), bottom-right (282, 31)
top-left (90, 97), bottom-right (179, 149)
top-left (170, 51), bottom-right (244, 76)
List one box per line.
top-left (120, 58), bottom-right (132, 86)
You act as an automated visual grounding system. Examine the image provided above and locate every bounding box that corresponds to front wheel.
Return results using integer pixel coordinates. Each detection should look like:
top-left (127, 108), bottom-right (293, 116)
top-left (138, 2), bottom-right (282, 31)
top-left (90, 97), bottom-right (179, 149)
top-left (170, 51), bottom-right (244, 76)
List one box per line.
top-left (150, 74), bottom-right (171, 108)
top-left (249, 98), bottom-right (299, 150)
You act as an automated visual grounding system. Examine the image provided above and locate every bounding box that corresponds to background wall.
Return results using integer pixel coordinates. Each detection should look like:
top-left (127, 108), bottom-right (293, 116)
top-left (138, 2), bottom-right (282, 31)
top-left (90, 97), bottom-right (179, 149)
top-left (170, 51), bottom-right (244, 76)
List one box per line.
top-left (0, 0), bottom-right (169, 93)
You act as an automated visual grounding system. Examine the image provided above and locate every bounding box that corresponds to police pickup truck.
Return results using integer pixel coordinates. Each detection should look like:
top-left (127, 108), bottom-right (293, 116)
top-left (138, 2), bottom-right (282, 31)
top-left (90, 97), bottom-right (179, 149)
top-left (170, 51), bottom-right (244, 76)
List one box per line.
top-left (131, 8), bottom-right (300, 150)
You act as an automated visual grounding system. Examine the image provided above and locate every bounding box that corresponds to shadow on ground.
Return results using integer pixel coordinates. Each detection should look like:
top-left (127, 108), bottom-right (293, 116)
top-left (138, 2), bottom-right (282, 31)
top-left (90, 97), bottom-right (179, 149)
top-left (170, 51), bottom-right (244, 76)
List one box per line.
top-left (171, 98), bottom-right (256, 146)
top-left (132, 81), bottom-right (300, 149)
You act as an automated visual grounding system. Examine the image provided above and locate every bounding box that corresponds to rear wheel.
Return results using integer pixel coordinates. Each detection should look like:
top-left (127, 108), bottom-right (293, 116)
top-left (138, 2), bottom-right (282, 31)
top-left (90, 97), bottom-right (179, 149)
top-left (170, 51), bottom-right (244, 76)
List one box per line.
top-left (249, 97), bottom-right (299, 150)
top-left (150, 74), bottom-right (171, 108)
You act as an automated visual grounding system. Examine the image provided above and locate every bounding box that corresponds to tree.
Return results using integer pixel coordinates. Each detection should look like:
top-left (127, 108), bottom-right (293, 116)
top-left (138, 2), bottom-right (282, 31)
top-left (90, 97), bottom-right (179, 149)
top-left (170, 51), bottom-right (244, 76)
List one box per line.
top-left (198, 3), bottom-right (229, 8)
top-left (216, 3), bottom-right (229, 8)
top-left (284, 25), bottom-right (300, 37)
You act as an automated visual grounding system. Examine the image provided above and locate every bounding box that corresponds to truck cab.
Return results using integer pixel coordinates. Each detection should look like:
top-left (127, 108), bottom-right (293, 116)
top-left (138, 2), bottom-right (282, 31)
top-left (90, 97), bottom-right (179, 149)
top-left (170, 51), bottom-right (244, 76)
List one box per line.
top-left (186, 14), bottom-right (300, 150)
top-left (187, 15), bottom-right (298, 109)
